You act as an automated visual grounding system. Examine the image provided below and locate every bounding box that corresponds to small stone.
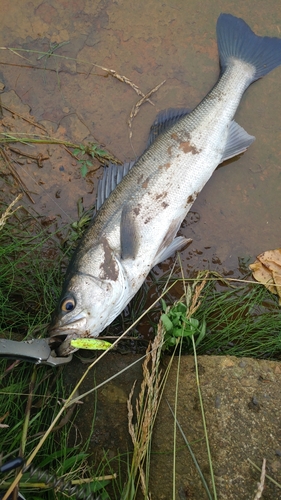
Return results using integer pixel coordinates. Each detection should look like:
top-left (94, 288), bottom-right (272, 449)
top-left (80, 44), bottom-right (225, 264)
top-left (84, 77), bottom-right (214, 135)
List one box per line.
top-left (221, 358), bottom-right (235, 368)
top-left (215, 395), bottom-right (221, 408)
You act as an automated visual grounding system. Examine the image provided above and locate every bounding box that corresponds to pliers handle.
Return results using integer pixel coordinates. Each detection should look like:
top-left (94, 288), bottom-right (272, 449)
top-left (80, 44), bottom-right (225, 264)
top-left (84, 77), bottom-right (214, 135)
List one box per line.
top-left (0, 338), bottom-right (72, 366)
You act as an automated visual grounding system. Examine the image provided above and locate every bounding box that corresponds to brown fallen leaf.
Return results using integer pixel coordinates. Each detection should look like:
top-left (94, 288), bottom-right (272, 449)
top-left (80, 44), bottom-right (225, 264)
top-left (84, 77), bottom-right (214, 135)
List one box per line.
top-left (249, 248), bottom-right (281, 304)
top-left (258, 248), bottom-right (281, 266)
top-left (272, 271), bottom-right (281, 303)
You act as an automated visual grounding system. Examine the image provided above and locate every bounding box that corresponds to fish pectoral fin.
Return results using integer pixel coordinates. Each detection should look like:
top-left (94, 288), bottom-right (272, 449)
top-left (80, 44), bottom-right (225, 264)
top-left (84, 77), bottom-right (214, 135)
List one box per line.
top-left (120, 204), bottom-right (139, 260)
top-left (220, 120), bottom-right (255, 163)
top-left (153, 236), bottom-right (192, 267)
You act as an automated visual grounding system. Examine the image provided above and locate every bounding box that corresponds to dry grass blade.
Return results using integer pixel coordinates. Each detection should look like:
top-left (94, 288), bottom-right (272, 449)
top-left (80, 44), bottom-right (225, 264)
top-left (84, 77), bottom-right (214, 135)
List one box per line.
top-left (0, 194), bottom-right (22, 230)
top-left (187, 271), bottom-right (209, 318)
top-left (0, 45), bottom-right (157, 105)
top-left (96, 65), bottom-right (153, 101)
top-left (253, 459), bottom-right (266, 499)
top-left (128, 80), bottom-right (166, 139)
top-left (123, 322), bottom-right (164, 499)
top-left (248, 458), bottom-right (281, 490)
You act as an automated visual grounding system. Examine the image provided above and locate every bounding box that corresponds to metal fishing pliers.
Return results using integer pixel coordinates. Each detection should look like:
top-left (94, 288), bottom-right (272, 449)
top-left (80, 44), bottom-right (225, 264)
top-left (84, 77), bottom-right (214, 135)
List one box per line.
top-left (0, 337), bottom-right (72, 366)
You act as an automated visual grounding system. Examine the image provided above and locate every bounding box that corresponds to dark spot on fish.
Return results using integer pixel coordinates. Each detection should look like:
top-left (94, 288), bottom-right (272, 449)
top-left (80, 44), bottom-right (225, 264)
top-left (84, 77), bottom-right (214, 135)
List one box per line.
top-left (180, 141), bottom-right (200, 155)
top-left (162, 201), bottom-right (168, 208)
top-left (133, 206), bottom-right (140, 216)
top-left (171, 132), bottom-right (179, 141)
top-left (99, 237), bottom-right (119, 281)
top-left (144, 217), bottom-right (152, 224)
top-left (142, 177), bottom-right (150, 189)
top-left (155, 191), bottom-right (168, 200)
top-left (158, 163), bottom-right (170, 169)
top-left (185, 192), bottom-right (199, 207)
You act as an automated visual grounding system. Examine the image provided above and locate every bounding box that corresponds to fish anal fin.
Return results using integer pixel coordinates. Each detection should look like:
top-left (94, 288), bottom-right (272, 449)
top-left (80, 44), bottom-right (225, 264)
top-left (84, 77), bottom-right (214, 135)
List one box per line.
top-left (220, 120), bottom-right (255, 163)
top-left (153, 235), bottom-right (192, 267)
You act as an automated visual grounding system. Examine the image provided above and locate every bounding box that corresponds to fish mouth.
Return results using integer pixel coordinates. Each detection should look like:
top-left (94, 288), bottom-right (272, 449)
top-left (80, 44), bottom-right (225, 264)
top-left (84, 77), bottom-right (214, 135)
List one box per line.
top-left (50, 332), bottom-right (79, 358)
top-left (48, 317), bottom-right (88, 357)
top-left (49, 316), bottom-right (87, 336)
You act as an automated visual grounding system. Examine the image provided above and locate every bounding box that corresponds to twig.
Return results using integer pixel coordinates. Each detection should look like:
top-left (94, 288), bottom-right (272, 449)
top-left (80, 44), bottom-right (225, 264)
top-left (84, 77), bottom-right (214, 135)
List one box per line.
top-left (0, 147), bottom-right (35, 203)
top-left (248, 458), bottom-right (281, 490)
top-left (128, 80), bottom-right (166, 139)
top-left (1, 105), bottom-right (47, 132)
top-left (8, 146), bottom-right (49, 168)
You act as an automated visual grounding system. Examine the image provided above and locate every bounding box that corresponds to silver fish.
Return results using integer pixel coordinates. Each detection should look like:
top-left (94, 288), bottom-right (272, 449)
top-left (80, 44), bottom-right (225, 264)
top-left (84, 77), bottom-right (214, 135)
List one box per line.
top-left (49, 14), bottom-right (281, 353)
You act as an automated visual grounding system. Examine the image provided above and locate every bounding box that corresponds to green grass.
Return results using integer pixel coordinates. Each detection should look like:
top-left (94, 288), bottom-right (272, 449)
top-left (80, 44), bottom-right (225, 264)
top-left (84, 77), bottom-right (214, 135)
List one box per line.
top-left (195, 279), bottom-right (281, 359)
top-left (0, 215), bottom-right (62, 338)
top-left (0, 206), bottom-right (115, 499)
top-left (1, 201), bottom-right (281, 499)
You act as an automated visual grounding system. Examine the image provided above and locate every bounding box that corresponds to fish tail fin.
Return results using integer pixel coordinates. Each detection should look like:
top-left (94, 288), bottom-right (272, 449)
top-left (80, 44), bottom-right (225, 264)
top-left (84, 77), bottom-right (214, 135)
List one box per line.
top-left (217, 14), bottom-right (281, 81)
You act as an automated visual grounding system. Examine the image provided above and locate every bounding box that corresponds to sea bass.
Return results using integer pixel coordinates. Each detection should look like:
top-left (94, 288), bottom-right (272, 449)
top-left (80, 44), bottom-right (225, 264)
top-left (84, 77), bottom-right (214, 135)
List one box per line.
top-left (49, 14), bottom-right (281, 353)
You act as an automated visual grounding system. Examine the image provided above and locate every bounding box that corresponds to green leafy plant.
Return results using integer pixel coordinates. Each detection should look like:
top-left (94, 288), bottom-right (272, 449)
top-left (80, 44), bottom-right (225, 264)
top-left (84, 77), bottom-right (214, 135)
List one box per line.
top-left (161, 299), bottom-right (206, 350)
top-left (72, 143), bottom-right (111, 177)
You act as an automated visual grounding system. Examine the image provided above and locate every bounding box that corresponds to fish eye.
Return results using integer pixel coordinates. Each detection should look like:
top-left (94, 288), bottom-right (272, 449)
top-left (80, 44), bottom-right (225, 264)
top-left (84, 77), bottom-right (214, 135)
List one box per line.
top-left (61, 296), bottom-right (76, 313)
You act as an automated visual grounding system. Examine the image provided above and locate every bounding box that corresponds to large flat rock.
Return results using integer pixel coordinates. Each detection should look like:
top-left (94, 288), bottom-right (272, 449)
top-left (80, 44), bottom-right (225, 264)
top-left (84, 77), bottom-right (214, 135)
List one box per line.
top-left (150, 355), bottom-right (281, 499)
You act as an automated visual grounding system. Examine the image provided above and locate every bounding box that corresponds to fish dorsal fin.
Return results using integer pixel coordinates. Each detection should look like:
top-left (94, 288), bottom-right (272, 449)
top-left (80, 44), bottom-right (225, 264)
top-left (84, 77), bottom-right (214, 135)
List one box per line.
top-left (220, 120), bottom-right (255, 163)
top-left (96, 108), bottom-right (190, 211)
top-left (96, 161), bottom-right (135, 212)
top-left (147, 107), bottom-right (190, 147)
